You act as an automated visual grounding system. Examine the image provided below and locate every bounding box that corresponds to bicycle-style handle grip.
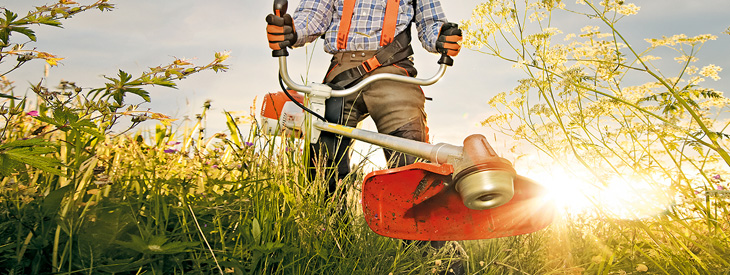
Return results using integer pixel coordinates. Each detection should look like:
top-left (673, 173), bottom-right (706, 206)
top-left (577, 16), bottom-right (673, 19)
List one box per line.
top-left (272, 0), bottom-right (289, 57)
top-left (438, 54), bottom-right (454, 66)
top-left (273, 0), bottom-right (287, 16)
top-left (437, 22), bottom-right (460, 66)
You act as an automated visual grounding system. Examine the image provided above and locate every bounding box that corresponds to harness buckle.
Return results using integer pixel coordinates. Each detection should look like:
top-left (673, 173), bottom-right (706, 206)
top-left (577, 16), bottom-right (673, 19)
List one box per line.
top-left (363, 56), bottom-right (382, 73)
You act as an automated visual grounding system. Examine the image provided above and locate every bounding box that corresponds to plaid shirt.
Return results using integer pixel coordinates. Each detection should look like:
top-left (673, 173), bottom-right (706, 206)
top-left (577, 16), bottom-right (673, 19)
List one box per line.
top-left (292, 0), bottom-right (447, 53)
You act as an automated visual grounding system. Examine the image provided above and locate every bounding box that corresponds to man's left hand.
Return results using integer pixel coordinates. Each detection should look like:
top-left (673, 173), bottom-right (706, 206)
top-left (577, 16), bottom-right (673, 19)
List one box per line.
top-left (436, 22), bottom-right (462, 57)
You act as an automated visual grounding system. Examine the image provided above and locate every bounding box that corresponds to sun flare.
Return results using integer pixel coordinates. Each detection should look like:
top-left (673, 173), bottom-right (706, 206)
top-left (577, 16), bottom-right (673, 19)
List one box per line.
top-left (522, 165), bottom-right (674, 220)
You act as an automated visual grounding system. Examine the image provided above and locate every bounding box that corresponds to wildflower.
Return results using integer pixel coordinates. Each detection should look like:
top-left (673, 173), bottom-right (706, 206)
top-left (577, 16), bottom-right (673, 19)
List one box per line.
top-left (699, 64), bottom-right (722, 81)
top-left (212, 165), bottom-right (219, 169)
top-left (148, 245), bottom-right (163, 252)
top-left (21, 196), bottom-right (34, 204)
top-left (173, 58), bottom-right (192, 66)
top-left (713, 174), bottom-right (722, 181)
top-left (215, 51), bottom-right (231, 63)
top-left (479, 261), bottom-right (485, 267)
top-left (164, 148), bottom-right (178, 154)
top-left (244, 142), bottom-right (254, 147)
top-left (639, 55), bottom-right (661, 62)
top-left (674, 55), bottom-right (698, 64)
top-left (718, 185), bottom-right (726, 191)
top-left (616, 3), bottom-right (640, 16)
top-left (435, 260), bottom-right (442, 266)
top-left (26, 110), bottom-right (39, 117)
top-left (37, 52), bottom-right (64, 66)
top-left (636, 264), bottom-right (648, 272)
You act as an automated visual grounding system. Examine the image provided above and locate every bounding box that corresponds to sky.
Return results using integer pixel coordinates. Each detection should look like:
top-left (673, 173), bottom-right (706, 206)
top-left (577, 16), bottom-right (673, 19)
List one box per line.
top-left (2, 0), bottom-right (729, 167)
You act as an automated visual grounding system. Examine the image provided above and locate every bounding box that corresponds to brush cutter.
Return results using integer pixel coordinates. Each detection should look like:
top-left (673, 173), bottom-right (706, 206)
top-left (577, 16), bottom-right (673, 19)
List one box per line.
top-left (262, 0), bottom-right (555, 241)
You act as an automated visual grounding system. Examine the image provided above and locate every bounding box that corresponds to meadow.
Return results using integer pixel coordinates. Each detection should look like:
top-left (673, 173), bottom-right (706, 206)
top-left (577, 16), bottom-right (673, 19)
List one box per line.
top-left (1, 0), bottom-right (729, 274)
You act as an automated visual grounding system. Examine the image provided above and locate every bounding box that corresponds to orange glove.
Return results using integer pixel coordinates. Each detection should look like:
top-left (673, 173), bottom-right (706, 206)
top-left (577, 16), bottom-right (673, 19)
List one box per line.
top-left (436, 23), bottom-right (462, 57)
top-left (265, 13), bottom-right (297, 50)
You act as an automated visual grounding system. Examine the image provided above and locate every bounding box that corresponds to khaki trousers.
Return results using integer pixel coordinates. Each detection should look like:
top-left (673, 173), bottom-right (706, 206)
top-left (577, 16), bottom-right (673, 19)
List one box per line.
top-left (325, 50), bottom-right (428, 139)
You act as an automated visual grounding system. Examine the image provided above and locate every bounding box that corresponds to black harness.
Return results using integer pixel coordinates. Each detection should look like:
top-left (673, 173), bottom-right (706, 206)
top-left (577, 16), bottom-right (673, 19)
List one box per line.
top-left (326, 0), bottom-right (418, 89)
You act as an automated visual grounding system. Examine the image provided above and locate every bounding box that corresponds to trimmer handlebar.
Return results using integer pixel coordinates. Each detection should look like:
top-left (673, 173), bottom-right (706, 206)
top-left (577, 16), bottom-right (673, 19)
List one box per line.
top-left (278, 57), bottom-right (449, 98)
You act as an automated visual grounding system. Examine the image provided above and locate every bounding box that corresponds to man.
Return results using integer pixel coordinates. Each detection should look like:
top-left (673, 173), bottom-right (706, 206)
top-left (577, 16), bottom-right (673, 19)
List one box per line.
top-left (266, 1), bottom-right (464, 274)
top-left (266, 0), bottom-right (461, 196)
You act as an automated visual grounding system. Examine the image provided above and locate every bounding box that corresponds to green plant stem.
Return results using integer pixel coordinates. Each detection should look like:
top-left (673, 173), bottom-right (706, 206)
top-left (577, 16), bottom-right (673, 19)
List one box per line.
top-left (188, 204), bottom-right (223, 275)
top-left (583, 1), bottom-right (730, 166)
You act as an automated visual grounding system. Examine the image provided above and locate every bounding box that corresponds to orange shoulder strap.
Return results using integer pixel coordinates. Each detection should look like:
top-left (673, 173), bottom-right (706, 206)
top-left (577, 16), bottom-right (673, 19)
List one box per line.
top-left (337, 0), bottom-right (357, 50)
top-left (380, 0), bottom-right (399, 46)
top-left (338, 0), bottom-right (401, 50)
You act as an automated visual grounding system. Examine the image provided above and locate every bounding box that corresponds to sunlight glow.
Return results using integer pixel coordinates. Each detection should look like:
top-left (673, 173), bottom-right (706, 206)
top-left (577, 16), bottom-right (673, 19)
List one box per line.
top-left (523, 165), bottom-right (674, 220)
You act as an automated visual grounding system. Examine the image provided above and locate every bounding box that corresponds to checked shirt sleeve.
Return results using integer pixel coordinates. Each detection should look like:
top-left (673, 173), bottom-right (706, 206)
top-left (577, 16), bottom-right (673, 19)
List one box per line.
top-left (292, 0), bottom-right (336, 48)
top-left (414, 0), bottom-right (447, 53)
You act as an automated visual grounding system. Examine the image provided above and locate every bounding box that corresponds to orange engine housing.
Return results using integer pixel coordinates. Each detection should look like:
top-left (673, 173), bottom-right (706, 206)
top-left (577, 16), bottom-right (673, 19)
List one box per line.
top-left (261, 90), bottom-right (304, 120)
top-left (260, 90), bottom-right (305, 137)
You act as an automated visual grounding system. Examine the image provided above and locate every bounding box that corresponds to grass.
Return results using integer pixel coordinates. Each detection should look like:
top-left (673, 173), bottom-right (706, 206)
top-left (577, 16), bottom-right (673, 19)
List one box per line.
top-left (0, 103), bottom-right (469, 274)
top-left (1, 100), bottom-right (728, 274)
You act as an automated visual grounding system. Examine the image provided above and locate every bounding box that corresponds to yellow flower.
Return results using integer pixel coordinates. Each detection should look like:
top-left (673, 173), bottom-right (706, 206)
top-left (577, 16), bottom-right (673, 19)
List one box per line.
top-left (173, 58), bottom-right (192, 66)
top-left (37, 51), bottom-right (65, 66)
top-left (215, 51), bottom-right (231, 63)
top-left (699, 64), bottom-right (723, 81)
top-left (674, 55), bottom-right (698, 64)
top-left (616, 3), bottom-right (640, 16)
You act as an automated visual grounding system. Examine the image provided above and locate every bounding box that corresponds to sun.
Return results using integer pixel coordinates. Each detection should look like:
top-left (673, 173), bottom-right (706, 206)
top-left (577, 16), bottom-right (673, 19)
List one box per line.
top-left (521, 164), bottom-right (674, 220)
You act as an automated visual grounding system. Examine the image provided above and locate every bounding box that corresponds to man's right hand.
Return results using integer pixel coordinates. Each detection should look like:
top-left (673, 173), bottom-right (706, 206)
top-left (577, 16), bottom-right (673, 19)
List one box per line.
top-left (266, 13), bottom-right (297, 50)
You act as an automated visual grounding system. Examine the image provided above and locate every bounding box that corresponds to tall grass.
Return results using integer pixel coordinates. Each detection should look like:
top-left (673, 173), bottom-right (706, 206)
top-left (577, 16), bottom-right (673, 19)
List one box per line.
top-left (1, 100), bottom-right (472, 274)
top-left (7, 96), bottom-right (727, 274)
